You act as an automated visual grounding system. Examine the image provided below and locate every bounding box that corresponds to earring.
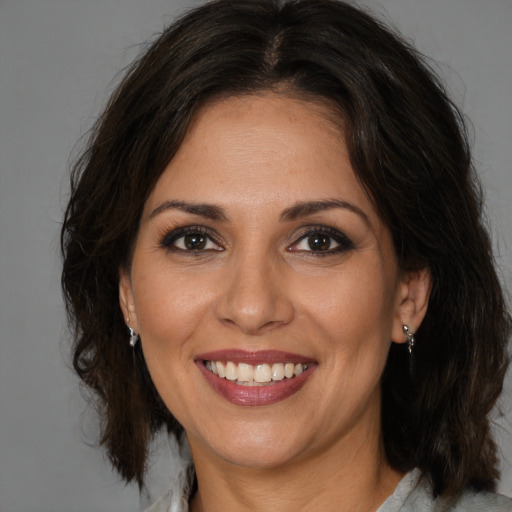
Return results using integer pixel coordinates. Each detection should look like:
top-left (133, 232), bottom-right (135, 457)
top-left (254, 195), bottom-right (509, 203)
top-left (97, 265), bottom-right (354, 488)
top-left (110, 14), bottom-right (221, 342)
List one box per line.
top-left (402, 325), bottom-right (415, 354)
top-left (129, 327), bottom-right (139, 348)
top-left (126, 318), bottom-right (139, 348)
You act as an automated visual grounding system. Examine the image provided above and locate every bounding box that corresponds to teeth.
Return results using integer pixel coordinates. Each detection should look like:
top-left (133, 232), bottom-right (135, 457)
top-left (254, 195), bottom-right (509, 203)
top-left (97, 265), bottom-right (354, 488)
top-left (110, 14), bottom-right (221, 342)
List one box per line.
top-left (225, 361), bottom-right (237, 381)
top-left (237, 363), bottom-right (253, 382)
top-left (271, 363), bottom-right (285, 381)
top-left (216, 361), bottom-right (226, 378)
top-left (205, 360), bottom-right (309, 385)
top-left (254, 364), bottom-right (271, 383)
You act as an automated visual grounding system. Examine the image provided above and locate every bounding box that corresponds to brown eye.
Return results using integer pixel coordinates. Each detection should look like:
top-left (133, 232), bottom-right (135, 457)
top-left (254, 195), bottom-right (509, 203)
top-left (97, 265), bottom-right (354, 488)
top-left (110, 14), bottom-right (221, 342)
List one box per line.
top-left (287, 227), bottom-right (354, 255)
top-left (293, 232), bottom-right (340, 252)
top-left (184, 233), bottom-right (207, 250)
top-left (307, 234), bottom-right (332, 251)
top-left (161, 227), bottom-right (223, 252)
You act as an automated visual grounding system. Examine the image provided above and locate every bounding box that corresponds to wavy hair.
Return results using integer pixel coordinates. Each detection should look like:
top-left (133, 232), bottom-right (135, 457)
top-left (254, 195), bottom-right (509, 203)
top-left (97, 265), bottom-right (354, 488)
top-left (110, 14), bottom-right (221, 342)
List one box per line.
top-left (61, 0), bottom-right (510, 495)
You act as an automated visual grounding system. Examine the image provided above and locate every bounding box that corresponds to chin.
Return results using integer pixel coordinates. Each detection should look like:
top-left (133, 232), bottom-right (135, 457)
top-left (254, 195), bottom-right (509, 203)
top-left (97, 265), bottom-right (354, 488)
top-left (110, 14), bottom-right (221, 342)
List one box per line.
top-left (218, 445), bottom-right (301, 470)
top-left (192, 423), bottom-right (309, 470)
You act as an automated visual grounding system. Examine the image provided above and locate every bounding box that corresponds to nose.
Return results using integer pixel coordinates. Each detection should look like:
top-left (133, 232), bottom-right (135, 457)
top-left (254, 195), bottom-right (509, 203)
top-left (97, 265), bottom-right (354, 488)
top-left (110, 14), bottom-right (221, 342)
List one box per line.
top-left (215, 253), bottom-right (294, 335)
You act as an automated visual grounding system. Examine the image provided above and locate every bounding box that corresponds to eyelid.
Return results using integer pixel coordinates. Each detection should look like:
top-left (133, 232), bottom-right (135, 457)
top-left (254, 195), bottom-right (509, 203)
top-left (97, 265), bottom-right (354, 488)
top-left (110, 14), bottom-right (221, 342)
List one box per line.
top-left (159, 223), bottom-right (353, 255)
top-left (287, 225), bottom-right (354, 254)
top-left (160, 225), bottom-right (224, 252)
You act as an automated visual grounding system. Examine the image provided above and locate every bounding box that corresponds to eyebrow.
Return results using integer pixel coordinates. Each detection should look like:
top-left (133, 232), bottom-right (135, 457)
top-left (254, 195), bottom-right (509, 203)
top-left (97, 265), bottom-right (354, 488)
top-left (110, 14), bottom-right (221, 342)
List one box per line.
top-left (149, 200), bottom-right (228, 221)
top-left (149, 198), bottom-right (369, 224)
top-left (280, 199), bottom-right (369, 224)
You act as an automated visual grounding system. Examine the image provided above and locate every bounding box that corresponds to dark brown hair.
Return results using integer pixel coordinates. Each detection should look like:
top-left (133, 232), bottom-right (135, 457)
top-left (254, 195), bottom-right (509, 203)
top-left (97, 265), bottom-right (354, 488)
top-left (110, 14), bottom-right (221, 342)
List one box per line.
top-left (61, 0), bottom-right (511, 496)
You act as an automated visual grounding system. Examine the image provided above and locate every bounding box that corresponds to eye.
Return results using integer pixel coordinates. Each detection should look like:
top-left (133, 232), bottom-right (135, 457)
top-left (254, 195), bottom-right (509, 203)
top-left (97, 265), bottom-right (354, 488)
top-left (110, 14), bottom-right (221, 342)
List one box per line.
top-left (296, 233), bottom-right (339, 252)
top-left (288, 227), bottom-right (353, 255)
top-left (161, 227), bottom-right (223, 252)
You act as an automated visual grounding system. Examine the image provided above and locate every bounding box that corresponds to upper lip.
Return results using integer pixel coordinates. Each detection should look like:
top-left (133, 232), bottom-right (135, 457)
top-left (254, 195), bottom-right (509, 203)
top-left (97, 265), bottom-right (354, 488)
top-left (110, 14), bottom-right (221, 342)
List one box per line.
top-left (195, 349), bottom-right (316, 365)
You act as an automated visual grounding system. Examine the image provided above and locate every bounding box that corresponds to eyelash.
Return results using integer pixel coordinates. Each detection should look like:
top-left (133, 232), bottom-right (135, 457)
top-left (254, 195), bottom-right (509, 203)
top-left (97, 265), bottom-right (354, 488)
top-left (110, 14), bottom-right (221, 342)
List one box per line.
top-left (160, 226), bottom-right (223, 253)
top-left (159, 225), bottom-right (354, 256)
top-left (287, 226), bottom-right (354, 256)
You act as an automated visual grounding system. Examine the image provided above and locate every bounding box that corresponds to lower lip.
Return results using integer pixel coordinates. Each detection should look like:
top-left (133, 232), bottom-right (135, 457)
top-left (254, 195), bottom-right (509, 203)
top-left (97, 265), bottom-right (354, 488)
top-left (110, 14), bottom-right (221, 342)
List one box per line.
top-left (196, 362), bottom-right (316, 406)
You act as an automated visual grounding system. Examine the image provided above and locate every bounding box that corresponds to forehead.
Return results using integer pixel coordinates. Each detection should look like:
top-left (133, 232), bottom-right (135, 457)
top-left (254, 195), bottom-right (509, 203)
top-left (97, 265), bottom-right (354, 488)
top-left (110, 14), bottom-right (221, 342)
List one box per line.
top-left (143, 93), bottom-right (373, 220)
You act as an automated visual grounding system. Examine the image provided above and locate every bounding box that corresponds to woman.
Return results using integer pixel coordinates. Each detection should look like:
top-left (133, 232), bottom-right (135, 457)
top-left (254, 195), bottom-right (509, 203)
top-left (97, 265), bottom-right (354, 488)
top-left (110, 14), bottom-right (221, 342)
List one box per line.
top-left (61, 0), bottom-right (512, 510)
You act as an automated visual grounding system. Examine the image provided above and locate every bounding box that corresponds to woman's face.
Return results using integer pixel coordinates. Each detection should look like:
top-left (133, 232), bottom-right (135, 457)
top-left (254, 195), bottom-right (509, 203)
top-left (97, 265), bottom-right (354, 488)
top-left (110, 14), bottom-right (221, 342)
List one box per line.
top-left (120, 93), bottom-right (426, 471)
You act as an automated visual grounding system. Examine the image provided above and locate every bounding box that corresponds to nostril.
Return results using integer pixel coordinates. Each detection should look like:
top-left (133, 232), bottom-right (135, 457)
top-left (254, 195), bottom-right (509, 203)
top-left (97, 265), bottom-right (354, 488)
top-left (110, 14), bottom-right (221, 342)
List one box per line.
top-left (214, 263), bottom-right (295, 334)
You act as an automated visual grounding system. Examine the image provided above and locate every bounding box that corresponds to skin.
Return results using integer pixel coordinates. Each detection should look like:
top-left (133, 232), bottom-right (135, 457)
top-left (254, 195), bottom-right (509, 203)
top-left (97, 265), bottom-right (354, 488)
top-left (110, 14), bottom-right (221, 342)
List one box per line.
top-left (120, 93), bottom-right (430, 512)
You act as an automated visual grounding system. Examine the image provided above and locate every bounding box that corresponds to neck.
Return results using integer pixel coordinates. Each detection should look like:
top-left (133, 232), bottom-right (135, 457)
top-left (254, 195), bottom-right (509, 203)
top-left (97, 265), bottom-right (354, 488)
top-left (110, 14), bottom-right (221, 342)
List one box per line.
top-left (188, 421), bottom-right (403, 512)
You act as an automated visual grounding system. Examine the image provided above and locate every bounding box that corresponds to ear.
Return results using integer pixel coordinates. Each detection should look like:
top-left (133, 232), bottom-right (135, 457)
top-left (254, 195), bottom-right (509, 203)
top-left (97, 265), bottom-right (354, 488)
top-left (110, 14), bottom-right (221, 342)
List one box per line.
top-left (392, 267), bottom-right (431, 344)
top-left (119, 268), bottom-right (139, 332)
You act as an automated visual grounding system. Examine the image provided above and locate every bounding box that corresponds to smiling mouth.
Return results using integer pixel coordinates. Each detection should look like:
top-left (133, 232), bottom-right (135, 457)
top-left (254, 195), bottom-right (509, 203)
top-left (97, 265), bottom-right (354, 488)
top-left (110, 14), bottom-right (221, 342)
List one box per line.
top-left (204, 361), bottom-right (310, 386)
top-left (196, 350), bottom-right (316, 405)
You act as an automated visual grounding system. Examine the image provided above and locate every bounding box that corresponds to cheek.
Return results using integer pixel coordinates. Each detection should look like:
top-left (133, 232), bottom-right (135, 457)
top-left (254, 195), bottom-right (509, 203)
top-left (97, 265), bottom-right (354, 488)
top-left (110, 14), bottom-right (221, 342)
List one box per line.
top-left (131, 257), bottom-right (216, 355)
top-left (297, 257), bottom-right (398, 406)
top-left (129, 259), bottom-right (219, 421)
top-left (300, 259), bottom-right (396, 342)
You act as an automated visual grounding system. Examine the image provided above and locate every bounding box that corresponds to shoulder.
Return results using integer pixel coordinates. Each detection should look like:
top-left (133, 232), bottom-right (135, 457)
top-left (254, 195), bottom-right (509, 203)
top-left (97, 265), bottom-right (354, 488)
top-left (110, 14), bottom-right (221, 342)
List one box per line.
top-left (379, 470), bottom-right (512, 512)
top-left (447, 488), bottom-right (512, 512)
top-left (144, 461), bottom-right (194, 512)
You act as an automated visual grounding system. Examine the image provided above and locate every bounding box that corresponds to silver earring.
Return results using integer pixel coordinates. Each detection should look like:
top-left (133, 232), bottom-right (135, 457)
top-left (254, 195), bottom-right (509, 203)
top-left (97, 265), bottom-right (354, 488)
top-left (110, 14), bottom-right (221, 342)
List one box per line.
top-left (129, 327), bottom-right (139, 348)
top-left (126, 318), bottom-right (139, 347)
top-left (402, 325), bottom-right (415, 354)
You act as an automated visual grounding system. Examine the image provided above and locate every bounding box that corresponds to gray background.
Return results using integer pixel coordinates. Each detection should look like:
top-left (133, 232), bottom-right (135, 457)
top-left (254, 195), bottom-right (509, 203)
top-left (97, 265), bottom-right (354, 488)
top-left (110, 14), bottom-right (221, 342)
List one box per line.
top-left (0, 0), bottom-right (511, 510)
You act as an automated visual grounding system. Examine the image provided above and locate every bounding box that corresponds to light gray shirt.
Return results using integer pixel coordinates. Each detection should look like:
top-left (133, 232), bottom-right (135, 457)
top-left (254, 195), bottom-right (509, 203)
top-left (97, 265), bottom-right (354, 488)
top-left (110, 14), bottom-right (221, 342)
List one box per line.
top-left (145, 461), bottom-right (512, 512)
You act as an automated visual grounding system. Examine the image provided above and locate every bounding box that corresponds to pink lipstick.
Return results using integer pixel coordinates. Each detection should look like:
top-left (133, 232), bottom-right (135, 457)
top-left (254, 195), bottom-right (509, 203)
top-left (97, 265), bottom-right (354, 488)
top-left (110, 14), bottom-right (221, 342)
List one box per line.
top-left (195, 350), bottom-right (317, 406)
